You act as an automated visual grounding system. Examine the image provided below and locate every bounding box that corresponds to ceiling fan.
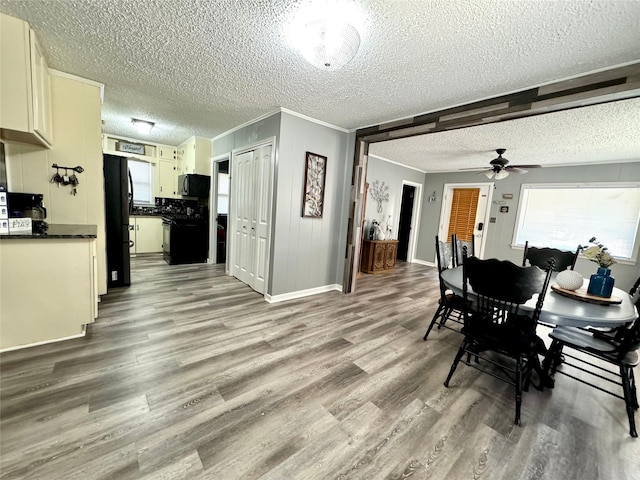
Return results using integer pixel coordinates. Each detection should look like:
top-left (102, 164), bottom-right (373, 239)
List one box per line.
top-left (465, 149), bottom-right (542, 179)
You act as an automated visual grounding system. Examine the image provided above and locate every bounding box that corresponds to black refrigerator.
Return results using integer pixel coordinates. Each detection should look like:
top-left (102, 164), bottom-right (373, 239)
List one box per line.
top-left (104, 154), bottom-right (132, 288)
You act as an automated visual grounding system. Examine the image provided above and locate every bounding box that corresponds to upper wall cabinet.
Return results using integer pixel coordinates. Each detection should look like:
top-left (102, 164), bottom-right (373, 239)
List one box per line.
top-left (177, 136), bottom-right (212, 175)
top-left (158, 145), bottom-right (177, 161)
top-left (0, 14), bottom-right (53, 148)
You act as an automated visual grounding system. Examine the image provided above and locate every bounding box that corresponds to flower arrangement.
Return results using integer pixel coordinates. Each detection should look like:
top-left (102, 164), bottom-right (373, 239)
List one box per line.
top-left (580, 237), bottom-right (616, 269)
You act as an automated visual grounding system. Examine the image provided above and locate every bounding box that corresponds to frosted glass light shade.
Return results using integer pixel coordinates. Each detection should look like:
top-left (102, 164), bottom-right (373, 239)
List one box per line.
top-left (299, 19), bottom-right (360, 70)
top-left (494, 169), bottom-right (509, 180)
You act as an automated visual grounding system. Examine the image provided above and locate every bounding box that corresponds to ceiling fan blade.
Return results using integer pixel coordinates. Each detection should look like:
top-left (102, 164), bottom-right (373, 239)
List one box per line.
top-left (459, 167), bottom-right (489, 171)
top-left (508, 167), bottom-right (529, 174)
top-left (509, 164), bottom-right (542, 169)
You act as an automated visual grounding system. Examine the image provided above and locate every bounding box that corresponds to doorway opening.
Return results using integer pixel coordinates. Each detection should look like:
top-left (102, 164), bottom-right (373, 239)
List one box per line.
top-left (437, 183), bottom-right (493, 258)
top-left (209, 154), bottom-right (230, 267)
top-left (396, 181), bottom-right (422, 262)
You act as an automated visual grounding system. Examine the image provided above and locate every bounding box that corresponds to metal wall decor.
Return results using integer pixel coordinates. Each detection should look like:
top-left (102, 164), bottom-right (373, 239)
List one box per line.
top-left (369, 179), bottom-right (389, 213)
top-left (302, 151), bottom-right (327, 217)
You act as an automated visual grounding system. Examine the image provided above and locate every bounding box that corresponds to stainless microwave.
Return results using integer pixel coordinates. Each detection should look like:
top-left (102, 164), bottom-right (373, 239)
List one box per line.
top-left (178, 174), bottom-right (210, 198)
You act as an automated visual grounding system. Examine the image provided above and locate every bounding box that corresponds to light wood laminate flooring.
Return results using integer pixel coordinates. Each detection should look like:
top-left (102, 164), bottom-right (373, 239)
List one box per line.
top-left (1, 255), bottom-right (638, 479)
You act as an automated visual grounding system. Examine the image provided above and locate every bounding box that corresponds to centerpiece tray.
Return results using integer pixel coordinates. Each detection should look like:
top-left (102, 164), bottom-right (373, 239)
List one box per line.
top-left (551, 284), bottom-right (622, 306)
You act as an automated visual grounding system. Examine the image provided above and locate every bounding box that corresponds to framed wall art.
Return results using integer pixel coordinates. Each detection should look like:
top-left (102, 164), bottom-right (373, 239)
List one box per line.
top-left (301, 151), bottom-right (327, 218)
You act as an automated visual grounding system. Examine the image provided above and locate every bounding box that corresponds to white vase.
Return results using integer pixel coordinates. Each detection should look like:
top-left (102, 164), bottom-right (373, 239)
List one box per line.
top-left (375, 226), bottom-right (385, 240)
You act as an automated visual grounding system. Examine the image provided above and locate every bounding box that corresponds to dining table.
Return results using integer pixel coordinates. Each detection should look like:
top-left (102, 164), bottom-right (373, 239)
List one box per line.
top-left (440, 266), bottom-right (638, 329)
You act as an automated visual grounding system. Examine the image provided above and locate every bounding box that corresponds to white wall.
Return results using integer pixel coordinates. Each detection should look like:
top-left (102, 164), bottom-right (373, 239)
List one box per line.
top-left (5, 72), bottom-right (106, 295)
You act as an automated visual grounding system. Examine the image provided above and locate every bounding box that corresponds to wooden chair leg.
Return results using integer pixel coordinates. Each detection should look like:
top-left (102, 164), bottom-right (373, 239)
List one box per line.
top-left (545, 340), bottom-right (564, 375)
top-left (423, 304), bottom-right (444, 341)
top-left (444, 340), bottom-right (468, 387)
top-left (438, 306), bottom-right (452, 328)
top-left (515, 356), bottom-right (523, 425)
top-left (620, 365), bottom-right (638, 438)
top-left (629, 368), bottom-right (639, 410)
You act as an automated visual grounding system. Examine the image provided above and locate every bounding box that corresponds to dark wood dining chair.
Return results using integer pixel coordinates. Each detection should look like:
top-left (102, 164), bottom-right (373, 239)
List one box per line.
top-left (444, 254), bottom-right (553, 425)
top-left (522, 241), bottom-right (579, 271)
top-left (542, 276), bottom-right (640, 437)
top-left (452, 233), bottom-right (475, 267)
top-left (423, 235), bottom-right (465, 341)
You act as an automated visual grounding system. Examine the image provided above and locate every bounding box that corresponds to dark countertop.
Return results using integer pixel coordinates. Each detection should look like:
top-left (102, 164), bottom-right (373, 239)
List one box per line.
top-left (0, 224), bottom-right (97, 239)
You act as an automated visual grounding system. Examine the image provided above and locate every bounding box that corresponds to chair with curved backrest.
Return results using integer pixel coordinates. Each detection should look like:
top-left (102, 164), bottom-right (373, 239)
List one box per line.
top-left (444, 254), bottom-right (553, 425)
top-left (542, 276), bottom-right (640, 437)
top-left (452, 233), bottom-right (475, 267)
top-left (423, 235), bottom-right (465, 341)
top-left (522, 241), bottom-right (579, 271)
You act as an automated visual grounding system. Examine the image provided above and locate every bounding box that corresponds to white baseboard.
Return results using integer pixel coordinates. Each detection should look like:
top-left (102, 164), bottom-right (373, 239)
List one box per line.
top-left (265, 284), bottom-right (343, 303)
top-left (413, 258), bottom-right (436, 267)
top-left (0, 325), bottom-right (87, 353)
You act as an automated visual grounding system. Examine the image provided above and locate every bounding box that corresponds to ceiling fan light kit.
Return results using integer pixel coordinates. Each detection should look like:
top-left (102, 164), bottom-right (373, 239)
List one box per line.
top-left (469, 149), bottom-right (542, 180)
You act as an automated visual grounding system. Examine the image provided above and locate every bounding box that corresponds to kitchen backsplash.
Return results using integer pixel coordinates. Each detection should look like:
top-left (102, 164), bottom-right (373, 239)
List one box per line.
top-left (132, 197), bottom-right (206, 216)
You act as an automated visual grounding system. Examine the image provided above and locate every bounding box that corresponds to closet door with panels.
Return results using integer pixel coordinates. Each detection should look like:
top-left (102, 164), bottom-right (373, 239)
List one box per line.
top-left (230, 144), bottom-right (272, 295)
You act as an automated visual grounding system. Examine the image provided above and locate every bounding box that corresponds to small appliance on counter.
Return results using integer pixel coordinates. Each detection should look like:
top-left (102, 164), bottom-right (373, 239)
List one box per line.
top-left (7, 192), bottom-right (48, 234)
top-left (178, 174), bottom-right (210, 198)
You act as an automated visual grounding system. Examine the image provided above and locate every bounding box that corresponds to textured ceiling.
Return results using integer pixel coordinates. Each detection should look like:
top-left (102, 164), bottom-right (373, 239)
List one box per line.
top-left (369, 97), bottom-right (640, 172)
top-left (1, 0), bottom-right (639, 162)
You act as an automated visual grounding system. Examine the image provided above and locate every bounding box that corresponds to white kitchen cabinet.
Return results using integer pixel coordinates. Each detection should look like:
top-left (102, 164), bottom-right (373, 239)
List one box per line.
top-left (178, 138), bottom-right (196, 174)
top-left (158, 145), bottom-right (177, 161)
top-left (0, 13), bottom-right (53, 148)
top-left (130, 216), bottom-right (163, 254)
top-left (0, 234), bottom-right (98, 350)
top-left (177, 136), bottom-right (212, 176)
top-left (159, 159), bottom-right (179, 198)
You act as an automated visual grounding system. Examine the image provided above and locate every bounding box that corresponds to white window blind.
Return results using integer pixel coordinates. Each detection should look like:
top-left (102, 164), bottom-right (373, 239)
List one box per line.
top-left (513, 183), bottom-right (640, 261)
top-left (128, 159), bottom-right (153, 205)
top-left (217, 172), bottom-right (229, 214)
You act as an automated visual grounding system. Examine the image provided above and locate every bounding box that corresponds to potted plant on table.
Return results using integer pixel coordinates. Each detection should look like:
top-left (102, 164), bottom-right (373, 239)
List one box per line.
top-left (581, 237), bottom-right (617, 297)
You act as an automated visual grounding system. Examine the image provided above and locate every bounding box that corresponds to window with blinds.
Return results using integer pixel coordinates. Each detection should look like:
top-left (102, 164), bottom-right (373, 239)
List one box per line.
top-left (513, 183), bottom-right (640, 261)
top-left (447, 188), bottom-right (479, 242)
top-left (128, 159), bottom-right (153, 205)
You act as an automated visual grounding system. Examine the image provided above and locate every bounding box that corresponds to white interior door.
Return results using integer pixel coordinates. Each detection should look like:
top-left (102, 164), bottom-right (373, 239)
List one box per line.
top-left (438, 183), bottom-right (493, 258)
top-left (231, 151), bottom-right (254, 285)
top-left (252, 145), bottom-right (271, 294)
top-left (230, 143), bottom-right (273, 295)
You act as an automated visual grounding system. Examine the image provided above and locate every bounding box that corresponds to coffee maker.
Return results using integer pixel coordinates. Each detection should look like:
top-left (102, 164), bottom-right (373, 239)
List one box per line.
top-left (7, 192), bottom-right (48, 233)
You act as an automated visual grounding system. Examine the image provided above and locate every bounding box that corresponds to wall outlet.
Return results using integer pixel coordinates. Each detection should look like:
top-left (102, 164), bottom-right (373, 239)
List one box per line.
top-left (111, 271), bottom-right (118, 281)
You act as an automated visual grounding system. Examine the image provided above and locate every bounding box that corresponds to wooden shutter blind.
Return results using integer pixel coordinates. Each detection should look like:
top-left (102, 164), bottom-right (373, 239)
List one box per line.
top-left (447, 188), bottom-right (479, 242)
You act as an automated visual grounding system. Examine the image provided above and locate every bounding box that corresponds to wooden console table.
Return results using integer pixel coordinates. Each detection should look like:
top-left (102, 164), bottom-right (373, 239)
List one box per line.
top-left (361, 239), bottom-right (399, 274)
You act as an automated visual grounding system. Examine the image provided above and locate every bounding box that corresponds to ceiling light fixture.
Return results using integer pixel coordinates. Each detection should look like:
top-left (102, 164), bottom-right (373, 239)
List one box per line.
top-left (131, 118), bottom-right (154, 135)
top-left (299, 19), bottom-right (360, 70)
top-left (495, 169), bottom-right (510, 180)
top-left (287, 1), bottom-right (366, 71)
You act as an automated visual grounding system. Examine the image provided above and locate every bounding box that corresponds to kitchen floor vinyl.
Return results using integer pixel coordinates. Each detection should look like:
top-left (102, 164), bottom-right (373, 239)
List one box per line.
top-left (0, 255), bottom-right (638, 479)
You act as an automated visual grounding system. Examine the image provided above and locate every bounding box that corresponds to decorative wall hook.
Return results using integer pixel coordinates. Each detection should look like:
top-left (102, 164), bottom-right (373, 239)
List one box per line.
top-left (51, 163), bottom-right (83, 195)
